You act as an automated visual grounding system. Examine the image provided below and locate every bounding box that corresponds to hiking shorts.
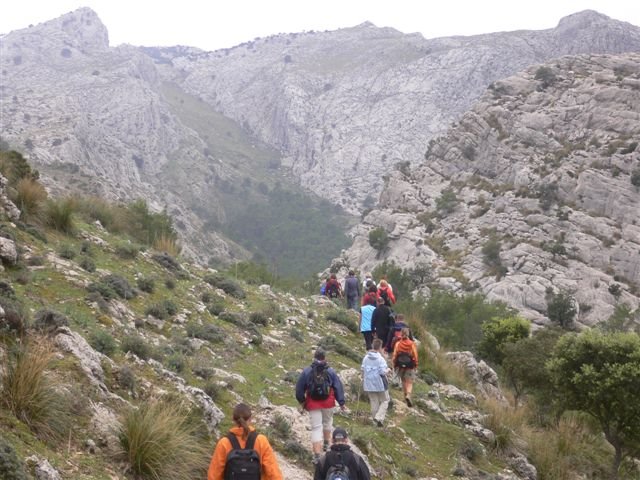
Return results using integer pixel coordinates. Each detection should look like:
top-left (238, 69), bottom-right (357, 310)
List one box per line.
top-left (396, 367), bottom-right (416, 382)
top-left (309, 408), bottom-right (334, 442)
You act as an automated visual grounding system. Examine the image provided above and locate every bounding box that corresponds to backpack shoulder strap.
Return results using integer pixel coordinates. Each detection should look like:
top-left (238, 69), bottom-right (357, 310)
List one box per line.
top-left (226, 432), bottom-right (241, 450)
top-left (245, 431), bottom-right (258, 450)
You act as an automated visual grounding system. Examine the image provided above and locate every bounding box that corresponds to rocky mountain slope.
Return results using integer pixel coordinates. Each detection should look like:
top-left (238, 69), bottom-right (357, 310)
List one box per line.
top-left (2, 8), bottom-right (640, 268)
top-left (339, 52), bottom-right (640, 329)
top-left (0, 173), bottom-right (547, 480)
top-left (160, 10), bottom-right (640, 212)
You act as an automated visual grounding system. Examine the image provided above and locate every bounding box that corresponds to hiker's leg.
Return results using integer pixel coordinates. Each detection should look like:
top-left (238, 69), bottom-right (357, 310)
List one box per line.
top-left (375, 390), bottom-right (390, 423)
top-left (309, 409), bottom-right (323, 454)
top-left (369, 391), bottom-right (380, 418)
top-left (321, 408), bottom-right (333, 446)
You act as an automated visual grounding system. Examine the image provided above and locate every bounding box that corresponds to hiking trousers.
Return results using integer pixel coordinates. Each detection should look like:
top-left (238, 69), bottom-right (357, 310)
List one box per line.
top-left (309, 408), bottom-right (334, 442)
top-left (367, 390), bottom-right (390, 423)
top-left (347, 296), bottom-right (359, 311)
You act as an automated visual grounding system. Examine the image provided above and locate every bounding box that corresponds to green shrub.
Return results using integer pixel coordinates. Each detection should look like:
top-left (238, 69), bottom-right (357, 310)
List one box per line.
top-left (318, 336), bottom-right (361, 362)
top-left (435, 188), bottom-right (459, 216)
top-left (87, 280), bottom-right (117, 301)
top-left (368, 227), bottom-right (389, 252)
top-left (538, 182), bottom-right (559, 211)
top-left (117, 366), bottom-right (136, 392)
top-left (102, 274), bottom-right (136, 300)
top-left (631, 169), bottom-right (640, 187)
top-left (43, 197), bottom-right (76, 233)
top-left (32, 309), bottom-right (69, 333)
top-left (203, 274), bottom-right (246, 299)
top-left (272, 413), bottom-right (292, 439)
top-left (207, 302), bottom-right (225, 316)
top-left (25, 255), bottom-right (45, 266)
top-left (121, 335), bottom-right (151, 360)
top-left (90, 329), bottom-right (117, 356)
top-left (546, 291), bottom-right (577, 329)
top-left (0, 296), bottom-right (29, 337)
top-left (0, 340), bottom-right (71, 441)
top-left (137, 276), bottom-right (156, 294)
top-left (0, 435), bottom-right (28, 480)
top-left (119, 401), bottom-right (209, 480)
top-left (78, 256), bottom-right (96, 272)
top-left (535, 66), bottom-right (556, 89)
top-left (477, 315), bottom-right (530, 366)
top-left (186, 323), bottom-right (225, 343)
top-left (165, 278), bottom-right (176, 290)
top-left (200, 292), bottom-right (213, 304)
top-left (166, 353), bottom-right (186, 373)
top-left (290, 328), bottom-right (304, 343)
top-left (203, 382), bottom-right (221, 401)
top-left (325, 310), bottom-right (358, 333)
top-left (57, 243), bottom-right (76, 260)
top-left (114, 241), bottom-right (141, 259)
top-left (249, 311), bottom-right (269, 326)
top-left (153, 252), bottom-right (184, 274)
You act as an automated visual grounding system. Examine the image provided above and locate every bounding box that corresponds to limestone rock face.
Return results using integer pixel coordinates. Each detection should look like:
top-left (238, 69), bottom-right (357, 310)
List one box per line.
top-left (3, 8), bottom-right (640, 266)
top-left (342, 53), bottom-right (640, 328)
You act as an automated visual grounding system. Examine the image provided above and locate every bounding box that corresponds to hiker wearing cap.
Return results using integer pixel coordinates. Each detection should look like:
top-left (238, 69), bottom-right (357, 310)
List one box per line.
top-left (371, 297), bottom-right (394, 353)
top-left (361, 338), bottom-right (391, 427)
top-left (314, 427), bottom-right (371, 480)
top-left (295, 349), bottom-right (346, 464)
top-left (343, 270), bottom-right (361, 311)
top-left (208, 403), bottom-right (283, 480)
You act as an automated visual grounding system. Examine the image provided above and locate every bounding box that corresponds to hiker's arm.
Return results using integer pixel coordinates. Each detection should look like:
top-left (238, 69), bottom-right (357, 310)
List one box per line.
top-left (332, 371), bottom-right (346, 406)
top-left (295, 370), bottom-right (307, 404)
top-left (412, 344), bottom-right (419, 367)
top-left (207, 438), bottom-right (229, 480)
top-left (359, 456), bottom-right (372, 480)
top-left (258, 436), bottom-right (283, 480)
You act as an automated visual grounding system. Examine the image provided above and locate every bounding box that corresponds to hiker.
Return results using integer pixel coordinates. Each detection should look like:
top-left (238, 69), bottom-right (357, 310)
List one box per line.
top-left (361, 282), bottom-right (378, 307)
top-left (371, 297), bottom-right (394, 354)
top-left (343, 270), bottom-right (361, 311)
top-left (208, 403), bottom-right (283, 480)
top-left (320, 277), bottom-right (328, 296)
top-left (377, 279), bottom-right (396, 306)
top-left (314, 427), bottom-right (371, 480)
top-left (361, 338), bottom-right (390, 427)
top-left (359, 295), bottom-right (377, 351)
top-left (385, 313), bottom-right (412, 354)
top-left (296, 349), bottom-right (346, 464)
top-left (325, 274), bottom-right (343, 300)
top-left (391, 327), bottom-right (418, 407)
top-left (362, 272), bottom-right (376, 291)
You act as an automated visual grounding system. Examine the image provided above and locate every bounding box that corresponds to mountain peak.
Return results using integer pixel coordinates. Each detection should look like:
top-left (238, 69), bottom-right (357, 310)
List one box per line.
top-left (556, 10), bottom-right (613, 29)
top-left (41, 7), bottom-right (109, 50)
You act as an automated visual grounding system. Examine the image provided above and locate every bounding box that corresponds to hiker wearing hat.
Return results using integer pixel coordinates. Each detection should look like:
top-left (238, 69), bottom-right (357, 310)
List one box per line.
top-left (313, 427), bottom-right (371, 480)
top-left (296, 349), bottom-right (346, 464)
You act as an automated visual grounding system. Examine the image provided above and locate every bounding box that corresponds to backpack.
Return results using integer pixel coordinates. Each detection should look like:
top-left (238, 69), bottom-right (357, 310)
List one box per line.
top-left (309, 364), bottom-right (331, 400)
top-left (325, 452), bottom-right (351, 480)
top-left (389, 328), bottom-right (402, 351)
top-left (395, 351), bottom-right (415, 369)
top-left (224, 431), bottom-right (261, 480)
top-left (326, 281), bottom-right (340, 298)
top-left (379, 288), bottom-right (390, 305)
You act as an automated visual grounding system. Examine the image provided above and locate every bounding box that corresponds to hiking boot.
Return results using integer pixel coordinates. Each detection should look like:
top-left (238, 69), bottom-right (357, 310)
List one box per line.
top-left (405, 397), bottom-right (413, 408)
top-left (375, 419), bottom-right (384, 427)
top-left (388, 399), bottom-right (394, 411)
top-left (312, 453), bottom-right (322, 465)
top-left (323, 440), bottom-right (330, 452)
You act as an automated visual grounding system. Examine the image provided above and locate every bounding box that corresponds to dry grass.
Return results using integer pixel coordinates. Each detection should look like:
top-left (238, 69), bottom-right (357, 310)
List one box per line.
top-left (153, 234), bottom-right (181, 258)
top-left (14, 177), bottom-right (47, 219)
top-left (0, 338), bottom-right (70, 442)
top-left (119, 400), bottom-right (209, 480)
top-left (43, 197), bottom-right (76, 233)
top-left (75, 195), bottom-right (128, 232)
top-left (479, 397), bottom-right (529, 454)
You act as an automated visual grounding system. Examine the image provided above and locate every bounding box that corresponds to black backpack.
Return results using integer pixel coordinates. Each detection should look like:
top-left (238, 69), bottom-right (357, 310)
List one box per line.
top-left (395, 351), bottom-right (415, 369)
top-left (325, 452), bottom-right (351, 480)
top-left (224, 431), bottom-right (261, 480)
top-left (309, 364), bottom-right (331, 400)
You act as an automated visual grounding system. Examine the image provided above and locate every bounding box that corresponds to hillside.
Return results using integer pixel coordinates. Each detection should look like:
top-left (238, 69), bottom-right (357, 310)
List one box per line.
top-left (2, 9), bottom-right (640, 270)
top-left (337, 51), bottom-right (640, 330)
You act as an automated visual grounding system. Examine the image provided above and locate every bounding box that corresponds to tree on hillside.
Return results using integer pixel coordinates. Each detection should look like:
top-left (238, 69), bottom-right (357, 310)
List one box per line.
top-left (546, 290), bottom-right (577, 330)
top-left (547, 330), bottom-right (640, 478)
top-left (368, 227), bottom-right (389, 252)
top-left (477, 315), bottom-right (530, 366)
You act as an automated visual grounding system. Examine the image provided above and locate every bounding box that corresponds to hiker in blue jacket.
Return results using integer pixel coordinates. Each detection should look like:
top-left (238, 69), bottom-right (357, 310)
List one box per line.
top-left (343, 270), bottom-right (361, 311)
top-left (296, 349), bottom-right (346, 464)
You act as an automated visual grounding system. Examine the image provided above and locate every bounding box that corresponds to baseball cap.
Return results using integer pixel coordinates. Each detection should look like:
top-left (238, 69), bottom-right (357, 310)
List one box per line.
top-left (332, 427), bottom-right (348, 441)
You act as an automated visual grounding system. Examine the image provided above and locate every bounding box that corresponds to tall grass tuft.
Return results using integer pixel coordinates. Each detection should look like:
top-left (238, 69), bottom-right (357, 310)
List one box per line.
top-left (43, 197), bottom-right (76, 233)
top-left (119, 400), bottom-right (209, 480)
top-left (479, 397), bottom-right (528, 454)
top-left (0, 339), bottom-right (70, 442)
top-left (14, 177), bottom-right (47, 220)
top-left (153, 234), bottom-right (181, 258)
top-left (75, 196), bottom-right (126, 232)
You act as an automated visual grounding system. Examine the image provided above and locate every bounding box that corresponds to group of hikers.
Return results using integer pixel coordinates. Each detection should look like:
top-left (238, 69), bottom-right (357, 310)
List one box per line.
top-left (208, 271), bottom-right (419, 479)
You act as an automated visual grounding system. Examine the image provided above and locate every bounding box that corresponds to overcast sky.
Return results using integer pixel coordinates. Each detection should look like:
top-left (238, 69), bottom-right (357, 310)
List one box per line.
top-left (2, 0), bottom-right (640, 51)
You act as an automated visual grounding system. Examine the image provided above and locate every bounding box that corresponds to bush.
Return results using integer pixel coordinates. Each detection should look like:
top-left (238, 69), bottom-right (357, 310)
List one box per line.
top-left (165, 278), bottom-right (176, 290)
top-left (249, 311), bottom-right (269, 326)
top-left (137, 276), bottom-right (156, 294)
top-left (90, 329), bottom-right (116, 356)
top-left (318, 336), bottom-right (361, 362)
top-left (121, 335), bottom-right (151, 360)
top-left (631, 169), bottom-right (640, 187)
top-left (0, 436), bottom-right (28, 480)
top-left (0, 296), bottom-right (29, 337)
top-left (0, 340), bottom-right (71, 441)
top-left (207, 302), bottom-right (225, 316)
top-left (57, 243), bottom-right (76, 260)
top-left (114, 241), bottom-right (141, 259)
top-left (368, 227), bottom-right (389, 252)
top-left (43, 197), bottom-right (76, 233)
top-left (117, 366), bottom-right (136, 392)
top-left (535, 66), bottom-right (556, 89)
top-left (78, 256), bottom-right (96, 272)
top-left (153, 252), bottom-right (183, 274)
top-left (166, 353), bottom-right (186, 373)
top-left (477, 315), bottom-right (530, 366)
top-left (119, 401), bottom-right (209, 480)
top-left (203, 382), bottom-right (221, 401)
top-left (325, 310), bottom-right (358, 333)
top-left (272, 413), bottom-right (292, 439)
top-left (186, 322), bottom-right (225, 343)
top-left (14, 177), bottom-right (47, 220)
top-left (203, 274), bottom-right (246, 299)
top-left (102, 274), bottom-right (136, 300)
top-left (435, 188), bottom-right (459, 216)
top-left (546, 291), bottom-right (577, 329)
top-left (32, 309), bottom-right (69, 333)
